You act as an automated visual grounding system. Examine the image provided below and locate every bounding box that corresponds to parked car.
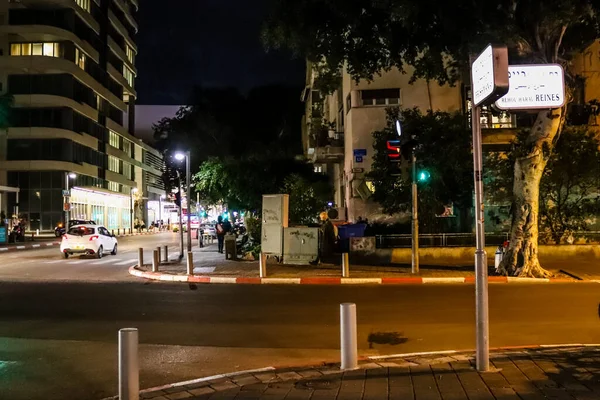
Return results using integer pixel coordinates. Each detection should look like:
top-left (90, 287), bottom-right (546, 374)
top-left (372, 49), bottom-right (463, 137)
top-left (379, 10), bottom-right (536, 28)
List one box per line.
top-left (55, 219), bottom-right (95, 237)
top-left (60, 224), bottom-right (117, 259)
top-left (200, 224), bottom-right (217, 238)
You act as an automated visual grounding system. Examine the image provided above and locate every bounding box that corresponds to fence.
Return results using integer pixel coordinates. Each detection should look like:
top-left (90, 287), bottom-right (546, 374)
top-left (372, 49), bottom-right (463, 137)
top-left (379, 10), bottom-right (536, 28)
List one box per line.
top-left (375, 231), bottom-right (600, 248)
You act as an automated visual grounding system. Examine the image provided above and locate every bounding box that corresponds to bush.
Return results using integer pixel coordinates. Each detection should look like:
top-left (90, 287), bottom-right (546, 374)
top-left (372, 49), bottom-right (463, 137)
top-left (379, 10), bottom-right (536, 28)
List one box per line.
top-left (172, 226), bottom-right (179, 233)
top-left (245, 215), bottom-right (261, 243)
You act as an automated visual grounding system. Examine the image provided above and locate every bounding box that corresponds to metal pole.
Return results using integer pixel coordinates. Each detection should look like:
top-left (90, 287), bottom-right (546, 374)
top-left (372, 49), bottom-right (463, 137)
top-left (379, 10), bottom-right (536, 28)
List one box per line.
top-left (152, 249), bottom-right (159, 272)
top-left (118, 328), bottom-right (139, 400)
top-left (186, 251), bottom-right (193, 275)
top-left (159, 196), bottom-right (162, 223)
top-left (186, 152), bottom-right (192, 253)
top-left (411, 149), bottom-right (419, 274)
top-left (163, 245), bottom-right (168, 263)
top-left (340, 303), bottom-right (358, 370)
top-left (259, 252), bottom-right (267, 278)
top-left (156, 246), bottom-right (161, 264)
top-left (138, 247), bottom-right (143, 268)
top-left (177, 172), bottom-right (184, 260)
top-left (342, 253), bottom-right (350, 278)
top-left (130, 192), bottom-right (134, 234)
top-left (64, 172), bottom-right (69, 224)
top-left (471, 104), bottom-right (489, 372)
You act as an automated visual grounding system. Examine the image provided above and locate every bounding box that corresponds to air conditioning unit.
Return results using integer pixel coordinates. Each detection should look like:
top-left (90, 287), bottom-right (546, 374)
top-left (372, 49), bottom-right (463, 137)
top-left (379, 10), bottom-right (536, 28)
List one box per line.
top-left (327, 207), bottom-right (347, 221)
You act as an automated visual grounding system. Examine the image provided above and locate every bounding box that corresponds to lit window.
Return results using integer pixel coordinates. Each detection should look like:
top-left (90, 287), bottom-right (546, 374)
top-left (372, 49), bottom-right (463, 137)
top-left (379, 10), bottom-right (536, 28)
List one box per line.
top-left (10, 42), bottom-right (61, 57)
top-left (108, 155), bottom-right (120, 173)
top-left (360, 89), bottom-right (401, 106)
top-left (123, 93), bottom-right (130, 103)
top-left (123, 66), bottom-right (135, 88)
top-left (125, 45), bottom-right (135, 64)
top-left (122, 139), bottom-right (132, 157)
top-left (76, 0), bottom-right (91, 12)
top-left (75, 47), bottom-right (86, 70)
top-left (109, 130), bottom-right (120, 149)
top-left (123, 162), bottom-right (132, 180)
top-left (108, 182), bottom-right (120, 192)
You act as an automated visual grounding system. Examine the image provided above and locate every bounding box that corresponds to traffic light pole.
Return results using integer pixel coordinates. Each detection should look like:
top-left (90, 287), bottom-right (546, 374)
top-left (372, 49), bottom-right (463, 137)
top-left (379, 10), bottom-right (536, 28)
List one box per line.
top-left (411, 149), bottom-right (419, 274)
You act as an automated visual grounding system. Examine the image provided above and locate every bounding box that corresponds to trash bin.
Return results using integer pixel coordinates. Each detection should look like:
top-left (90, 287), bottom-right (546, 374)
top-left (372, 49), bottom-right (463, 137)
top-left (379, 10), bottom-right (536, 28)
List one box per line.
top-left (225, 234), bottom-right (237, 260)
top-left (337, 224), bottom-right (367, 253)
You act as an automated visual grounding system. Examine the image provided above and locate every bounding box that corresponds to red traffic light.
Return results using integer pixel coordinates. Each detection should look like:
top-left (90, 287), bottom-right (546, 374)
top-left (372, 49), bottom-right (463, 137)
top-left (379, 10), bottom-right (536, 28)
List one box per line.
top-left (386, 140), bottom-right (401, 161)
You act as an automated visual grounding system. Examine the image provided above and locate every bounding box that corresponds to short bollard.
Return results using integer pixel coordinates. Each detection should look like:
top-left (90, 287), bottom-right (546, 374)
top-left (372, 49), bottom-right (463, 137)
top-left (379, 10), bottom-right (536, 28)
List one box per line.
top-left (340, 303), bottom-right (358, 370)
top-left (112, 229), bottom-right (115, 236)
top-left (156, 247), bottom-right (162, 264)
top-left (186, 251), bottom-right (193, 275)
top-left (138, 248), bottom-right (144, 268)
top-left (259, 252), bottom-right (267, 278)
top-left (342, 253), bottom-right (350, 278)
top-left (118, 328), bottom-right (139, 400)
top-left (152, 249), bottom-right (159, 272)
top-left (163, 245), bottom-right (168, 263)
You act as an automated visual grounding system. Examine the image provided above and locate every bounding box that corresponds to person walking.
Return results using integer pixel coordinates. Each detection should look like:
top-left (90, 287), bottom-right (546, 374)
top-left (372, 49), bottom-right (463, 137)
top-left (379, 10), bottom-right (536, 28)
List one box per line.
top-left (216, 216), bottom-right (226, 253)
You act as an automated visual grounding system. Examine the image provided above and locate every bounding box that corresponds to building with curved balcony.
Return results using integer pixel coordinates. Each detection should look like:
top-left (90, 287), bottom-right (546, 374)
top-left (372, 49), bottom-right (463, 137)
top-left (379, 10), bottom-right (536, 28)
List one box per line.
top-left (0, 0), bottom-right (166, 232)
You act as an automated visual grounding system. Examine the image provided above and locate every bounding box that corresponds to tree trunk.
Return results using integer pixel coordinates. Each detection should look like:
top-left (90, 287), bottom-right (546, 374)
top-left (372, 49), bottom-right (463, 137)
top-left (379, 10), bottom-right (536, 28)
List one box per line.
top-left (498, 108), bottom-right (564, 277)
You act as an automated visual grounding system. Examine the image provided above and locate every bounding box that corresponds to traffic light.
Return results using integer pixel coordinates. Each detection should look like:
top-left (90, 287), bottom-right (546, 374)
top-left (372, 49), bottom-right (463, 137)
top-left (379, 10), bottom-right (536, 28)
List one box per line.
top-left (418, 170), bottom-right (431, 182)
top-left (386, 140), bottom-right (401, 162)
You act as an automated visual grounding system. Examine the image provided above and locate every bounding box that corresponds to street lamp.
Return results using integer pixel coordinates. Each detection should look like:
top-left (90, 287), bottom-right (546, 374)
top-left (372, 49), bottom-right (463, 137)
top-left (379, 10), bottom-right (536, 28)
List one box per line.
top-left (130, 187), bottom-right (138, 234)
top-left (396, 120), bottom-right (419, 274)
top-left (174, 151), bottom-right (191, 253)
top-left (159, 194), bottom-right (165, 223)
top-left (64, 172), bottom-right (76, 224)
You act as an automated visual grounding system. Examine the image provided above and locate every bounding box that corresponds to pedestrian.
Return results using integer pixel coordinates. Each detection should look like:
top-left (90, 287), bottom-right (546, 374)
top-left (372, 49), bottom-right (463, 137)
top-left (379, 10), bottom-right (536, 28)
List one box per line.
top-left (216, 216), bottom-right (226, 253)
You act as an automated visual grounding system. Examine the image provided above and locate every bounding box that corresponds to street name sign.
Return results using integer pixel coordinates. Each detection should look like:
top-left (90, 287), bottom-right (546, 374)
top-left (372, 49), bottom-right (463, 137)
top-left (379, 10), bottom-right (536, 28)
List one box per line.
top-left (471, 44), bottom-right (509, 106)
top-left (495, 64), bottom-right (565, 110)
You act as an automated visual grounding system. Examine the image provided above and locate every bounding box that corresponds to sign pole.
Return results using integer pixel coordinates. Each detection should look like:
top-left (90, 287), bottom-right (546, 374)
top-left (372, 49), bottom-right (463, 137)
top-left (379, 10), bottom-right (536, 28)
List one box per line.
top-left (471, 103), bottom-right (489, 372)
top-left (411, 148), bottom-right (419, 274)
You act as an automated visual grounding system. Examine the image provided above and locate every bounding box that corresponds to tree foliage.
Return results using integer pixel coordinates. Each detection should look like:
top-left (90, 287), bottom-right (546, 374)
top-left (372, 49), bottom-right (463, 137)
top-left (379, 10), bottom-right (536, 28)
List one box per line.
top-left (193, 155), bottom-right (332, 221)
top-left (487, 127), bottom-right (600, 244)
top-left (368, 108), bottom-right (473, 232)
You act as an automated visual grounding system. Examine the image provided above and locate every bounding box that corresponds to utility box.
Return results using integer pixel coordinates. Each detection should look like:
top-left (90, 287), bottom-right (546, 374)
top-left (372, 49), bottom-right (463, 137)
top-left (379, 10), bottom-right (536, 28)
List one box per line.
top-left (261, 194), bottom-right (289, 257)
top-left (283, 227), bottom-right (319, 265)
top-left (225, 234), bottom-right (237, 260)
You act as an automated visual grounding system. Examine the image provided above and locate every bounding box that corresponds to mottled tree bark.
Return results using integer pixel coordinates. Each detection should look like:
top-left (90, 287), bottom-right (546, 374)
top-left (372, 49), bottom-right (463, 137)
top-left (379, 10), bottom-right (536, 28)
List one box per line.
top-left (498, 108), bottom-right (564, 277)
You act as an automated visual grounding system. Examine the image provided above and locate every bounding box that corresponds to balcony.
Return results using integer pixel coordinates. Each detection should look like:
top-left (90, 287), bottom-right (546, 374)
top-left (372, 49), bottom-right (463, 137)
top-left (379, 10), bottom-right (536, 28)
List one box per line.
top-left (308, 131), bottom-right (344, 163)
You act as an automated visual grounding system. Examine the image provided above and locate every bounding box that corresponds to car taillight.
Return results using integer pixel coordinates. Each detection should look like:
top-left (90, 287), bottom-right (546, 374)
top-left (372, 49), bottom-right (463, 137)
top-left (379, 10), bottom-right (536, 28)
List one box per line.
top-left (89, 235), bottom-right (99, 241)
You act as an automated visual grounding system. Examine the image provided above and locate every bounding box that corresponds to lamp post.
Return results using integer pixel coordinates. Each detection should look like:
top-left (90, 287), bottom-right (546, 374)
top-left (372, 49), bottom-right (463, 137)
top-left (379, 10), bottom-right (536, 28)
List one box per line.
top-left (396, 120), bottom-right (419, 274)
top-left (64, 172), bottom-right (76, 224)
top-left (130, 188), bottom-right (138, 234)
top-left (159, 194), bottom-right (165, 223)
top-left (174, 151), bottom-right (191, 253)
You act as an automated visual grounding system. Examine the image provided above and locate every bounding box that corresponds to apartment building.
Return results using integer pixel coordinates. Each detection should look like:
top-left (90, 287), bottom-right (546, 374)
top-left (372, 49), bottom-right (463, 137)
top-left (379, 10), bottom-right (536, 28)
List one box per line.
top-left (0, 0), bottom-right (166, 232)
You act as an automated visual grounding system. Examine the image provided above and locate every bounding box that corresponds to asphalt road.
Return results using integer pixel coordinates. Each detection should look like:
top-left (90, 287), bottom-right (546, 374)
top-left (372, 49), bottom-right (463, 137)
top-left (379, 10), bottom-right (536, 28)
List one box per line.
top-left (0, 268), bottom-right (599, 400)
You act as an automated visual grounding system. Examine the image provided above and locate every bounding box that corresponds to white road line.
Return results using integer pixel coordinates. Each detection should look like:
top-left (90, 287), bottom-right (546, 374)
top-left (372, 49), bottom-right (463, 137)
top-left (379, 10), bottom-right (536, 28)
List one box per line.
top-left (90, 258), bottom-right (116, 265)
top-left (115, 259), bottom-right (137, 266)
top-left (67, 260), bottom-right (86, 264)
top-left (46, 260), bottom-right (63, 264)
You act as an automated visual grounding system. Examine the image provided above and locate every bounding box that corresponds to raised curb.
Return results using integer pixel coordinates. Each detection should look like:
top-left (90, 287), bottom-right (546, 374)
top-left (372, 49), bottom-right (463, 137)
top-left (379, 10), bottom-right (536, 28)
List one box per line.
top-left (129, 265), bottom-right (580, 285)
top-left (100, 344), bottom-right (600, 400)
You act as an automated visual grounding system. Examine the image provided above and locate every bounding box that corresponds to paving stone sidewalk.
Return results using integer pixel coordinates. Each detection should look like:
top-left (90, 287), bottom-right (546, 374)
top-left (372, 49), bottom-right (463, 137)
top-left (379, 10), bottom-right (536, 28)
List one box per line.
top-left (127, 346), bottom-right (600, 400)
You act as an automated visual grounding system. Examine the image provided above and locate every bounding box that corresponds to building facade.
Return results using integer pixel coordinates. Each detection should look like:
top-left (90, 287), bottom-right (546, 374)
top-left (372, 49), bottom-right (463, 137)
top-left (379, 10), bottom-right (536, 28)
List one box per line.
top-left (0, 0), bottom-right (165, 232)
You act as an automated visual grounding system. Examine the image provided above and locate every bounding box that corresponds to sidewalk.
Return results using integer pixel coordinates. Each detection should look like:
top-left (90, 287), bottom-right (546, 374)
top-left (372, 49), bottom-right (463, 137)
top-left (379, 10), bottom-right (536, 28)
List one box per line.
top-left (114, 346), bottom-right (600, 400)
top-left (130, 244), bottom-right (578, 284)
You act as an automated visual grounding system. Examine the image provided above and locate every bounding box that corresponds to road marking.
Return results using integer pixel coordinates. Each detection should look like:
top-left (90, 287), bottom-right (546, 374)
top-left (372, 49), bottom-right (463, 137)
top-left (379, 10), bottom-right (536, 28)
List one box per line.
top-left (16, 246), bottom-right (25, 249)
top-left (68, 260), bottom-right (87, 264)
top-left (90, 258), bottom-right (117, 265)
top-left (46, 260), bottom-right (63, 264)
top-left (32, 244), bottom-right (40, 248)
top-left (115, 259), bottom-right (137, 266)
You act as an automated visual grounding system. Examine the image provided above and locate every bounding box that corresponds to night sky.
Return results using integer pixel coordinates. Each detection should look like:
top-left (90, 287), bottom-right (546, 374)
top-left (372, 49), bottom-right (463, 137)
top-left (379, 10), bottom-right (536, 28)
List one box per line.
top-left (136, 0), bottom-right (305, 105)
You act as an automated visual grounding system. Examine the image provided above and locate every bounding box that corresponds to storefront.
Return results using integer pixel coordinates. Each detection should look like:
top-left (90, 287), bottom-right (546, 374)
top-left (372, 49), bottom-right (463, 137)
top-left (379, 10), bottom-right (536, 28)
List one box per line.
top-left (69, 187), bottom-right (131, 230)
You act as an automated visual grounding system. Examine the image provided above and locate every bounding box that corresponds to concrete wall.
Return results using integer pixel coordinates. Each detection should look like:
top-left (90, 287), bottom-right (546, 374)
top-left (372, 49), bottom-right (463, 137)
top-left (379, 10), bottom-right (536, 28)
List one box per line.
top-left (350, 237), bottom-right (600, 266)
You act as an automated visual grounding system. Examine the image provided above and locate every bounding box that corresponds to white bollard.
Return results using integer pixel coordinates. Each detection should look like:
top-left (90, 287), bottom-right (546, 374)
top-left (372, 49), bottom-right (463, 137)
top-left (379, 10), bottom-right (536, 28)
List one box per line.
top-left (156, 247), bottom-right (161, 264)
top-left (340, 303), bottom-right (358, 370)
top-left (152, 249), bottom-right (159, 272)
top-left (138, 248), bottom-right (143, 268)
top-left (259, 252), bottom-right (267, 278)
top-left (36, 229), bottom-right (39, 236)
top-left (118, 328), bottom-right (139, 400)
top-left (342, 253), bottom-right (350, 278)
top-left (163, 245), bottom-right (168, 263)
top-left (186, 251), bottom-right (193, 275)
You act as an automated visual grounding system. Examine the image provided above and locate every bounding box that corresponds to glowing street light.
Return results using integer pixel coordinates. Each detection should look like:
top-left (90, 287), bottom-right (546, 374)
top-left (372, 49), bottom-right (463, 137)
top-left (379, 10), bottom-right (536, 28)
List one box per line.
top-left (174, 151), bottom-right (191, 254)
top-left (64, 172), bottom-right (76, 223)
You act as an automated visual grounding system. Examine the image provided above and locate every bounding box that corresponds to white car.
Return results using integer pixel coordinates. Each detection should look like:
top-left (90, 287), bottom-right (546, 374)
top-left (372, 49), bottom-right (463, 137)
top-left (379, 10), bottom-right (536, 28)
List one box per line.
top-left (60, 224), bottom-right (118, 258)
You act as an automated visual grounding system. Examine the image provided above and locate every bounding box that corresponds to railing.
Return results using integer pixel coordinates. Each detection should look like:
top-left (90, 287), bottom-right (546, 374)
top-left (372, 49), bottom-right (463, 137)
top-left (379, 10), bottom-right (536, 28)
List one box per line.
top-left (375, 231), bottom-right (600, 248)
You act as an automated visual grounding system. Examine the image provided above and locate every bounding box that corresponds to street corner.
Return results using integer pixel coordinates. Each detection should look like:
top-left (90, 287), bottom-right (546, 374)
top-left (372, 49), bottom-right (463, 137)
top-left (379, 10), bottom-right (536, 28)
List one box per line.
top-left (115, 345), bottom-right (600, 400)
top-left (127, 265), bottom-right (582, 286)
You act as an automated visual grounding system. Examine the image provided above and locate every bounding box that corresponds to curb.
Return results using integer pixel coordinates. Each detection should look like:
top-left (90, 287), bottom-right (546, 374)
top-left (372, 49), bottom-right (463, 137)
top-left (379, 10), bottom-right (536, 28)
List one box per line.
top-left (100, 344), bottom-right (600, 400)
top-left (129, 266), bottom-right (579, 285)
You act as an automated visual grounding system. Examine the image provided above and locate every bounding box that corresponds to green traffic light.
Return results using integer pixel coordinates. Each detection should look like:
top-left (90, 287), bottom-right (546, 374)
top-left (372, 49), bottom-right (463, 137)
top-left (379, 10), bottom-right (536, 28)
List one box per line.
top-left (418, 170), bottom-right (430, 182)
